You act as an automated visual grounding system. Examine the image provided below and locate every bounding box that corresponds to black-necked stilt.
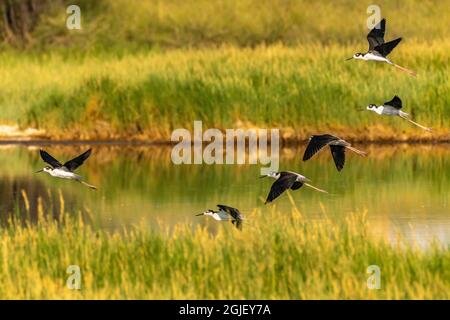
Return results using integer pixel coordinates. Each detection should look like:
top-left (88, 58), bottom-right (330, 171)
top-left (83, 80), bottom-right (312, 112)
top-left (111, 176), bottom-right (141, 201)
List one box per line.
top-left (303, 134), bottom-right (367, 171)
top-left (260, 171), bottom-right (328, 204)
top-left (196, 204), bottom-right (243, 229)
top-left (346, 18), bottom-right (416, 77)
top-left (36, 149), bottom-right (97, 189)
top-left (365, 95), bottom-right (432, 132)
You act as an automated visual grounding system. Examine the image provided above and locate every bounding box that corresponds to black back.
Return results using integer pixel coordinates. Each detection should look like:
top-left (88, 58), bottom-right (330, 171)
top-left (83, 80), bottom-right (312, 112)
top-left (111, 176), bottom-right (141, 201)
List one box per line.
top-left (265, 172), bottom-right (298, 204)
top-left (384, 95), bottom-right (403, 109)
top-left (217, 204), bottom-right (243, 221)
top-left (63, 149), bottom-right (92, 172)
top-left (329, 145), bottom-right (346, 171)
top-left (39, 150), bottom-right (62, 168)
top-left (290, 181), bottom-right (304, 190)
top-left (374, 37), bottom-right (402, 57)
top-left (303, 134), bottom-right (339, 161)
top-left (367, 18), bottom-right (386, 50)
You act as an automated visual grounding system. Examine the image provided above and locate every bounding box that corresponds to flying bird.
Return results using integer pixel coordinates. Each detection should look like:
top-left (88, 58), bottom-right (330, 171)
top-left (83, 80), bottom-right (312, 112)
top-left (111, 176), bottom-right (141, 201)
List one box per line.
top-left (303, 134), bottom-right (367, 171)
top-left (196, 204), bottom-right (244, 229)
top-left (36, 149), bottom-right (97, 189)
top-left (261, 171), bottom-right (328, 204)
top-left (346, 18), bottom-right (416, 77)
top-left (365, 95), bottom-right (431, 132)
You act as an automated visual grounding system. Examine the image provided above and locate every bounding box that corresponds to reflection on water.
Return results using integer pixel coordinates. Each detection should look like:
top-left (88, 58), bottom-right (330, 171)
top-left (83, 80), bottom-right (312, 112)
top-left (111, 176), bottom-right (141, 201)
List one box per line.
top-left (0, 143), bottom-right (449, 247)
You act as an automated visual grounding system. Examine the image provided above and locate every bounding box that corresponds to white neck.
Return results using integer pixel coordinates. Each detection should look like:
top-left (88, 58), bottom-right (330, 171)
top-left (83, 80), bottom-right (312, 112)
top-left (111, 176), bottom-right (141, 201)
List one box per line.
top-left (370, 106), bottom-right (384, 115)
top-left (363, 53), bottom-right (390, 63)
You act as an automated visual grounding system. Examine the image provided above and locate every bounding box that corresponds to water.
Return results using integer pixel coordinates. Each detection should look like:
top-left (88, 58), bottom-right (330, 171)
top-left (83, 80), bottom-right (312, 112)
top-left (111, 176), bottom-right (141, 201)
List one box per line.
top-left (0, 143), bottom-right (449, 247)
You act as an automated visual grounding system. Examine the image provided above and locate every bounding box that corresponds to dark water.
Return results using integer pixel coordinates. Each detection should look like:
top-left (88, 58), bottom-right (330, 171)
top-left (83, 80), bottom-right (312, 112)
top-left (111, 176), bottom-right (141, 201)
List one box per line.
top-left (0, 143), bottom-right (449, 246)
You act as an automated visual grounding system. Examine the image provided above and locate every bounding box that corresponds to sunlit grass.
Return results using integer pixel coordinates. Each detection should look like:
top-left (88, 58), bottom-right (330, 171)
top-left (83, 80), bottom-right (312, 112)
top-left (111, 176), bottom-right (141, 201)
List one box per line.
top-left (28, 0), bottom-right (450, 50)
top-left (0, 192), bottom-right (448, 299)
top-left (1, 1), bottom-right (449, 141)
top-left (0, 41), bottom-right (448, 141)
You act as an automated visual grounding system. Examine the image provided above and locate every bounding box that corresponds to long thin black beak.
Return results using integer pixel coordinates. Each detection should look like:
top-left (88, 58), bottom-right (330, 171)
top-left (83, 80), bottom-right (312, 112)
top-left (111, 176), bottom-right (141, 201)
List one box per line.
top-left (195, 213), bottom-right (204, 216)
top-left (345, 57), bottom-right (353, 61)
top-left (259, 175), bottom-right (267, 179)
top-left (35, 169), bottom-right (43, 173)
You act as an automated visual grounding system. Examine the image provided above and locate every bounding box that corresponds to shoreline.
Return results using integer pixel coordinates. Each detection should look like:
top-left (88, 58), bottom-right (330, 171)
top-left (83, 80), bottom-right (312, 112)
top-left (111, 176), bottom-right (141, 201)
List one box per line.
top-left (1, 137), bottom-right (450, 146)
top-left (1, 124), bottom-right (449, 145)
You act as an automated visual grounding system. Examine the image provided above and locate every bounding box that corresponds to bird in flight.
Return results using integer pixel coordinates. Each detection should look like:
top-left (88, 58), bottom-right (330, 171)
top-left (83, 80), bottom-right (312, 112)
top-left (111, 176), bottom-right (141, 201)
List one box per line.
top-left (36, 149), bottom-right (97, 189)
top-left (346, 18), bottom-right (416, 77)
top-left (196, 204), bottom-right (244, 229)
top-left (365, 95), bottom-right (431, 132)
top-left (303, 134), bottom-right (367, 171)
top-left (261, 171), bottom-right (328, 204)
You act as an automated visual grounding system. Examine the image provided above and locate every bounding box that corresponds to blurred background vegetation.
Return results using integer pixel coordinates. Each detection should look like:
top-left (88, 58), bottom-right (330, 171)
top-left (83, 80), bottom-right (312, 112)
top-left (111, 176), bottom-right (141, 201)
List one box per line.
top-left (0, 0), bottom-right (448, 140)
top-left (2, 0), bottom-right (450, 50)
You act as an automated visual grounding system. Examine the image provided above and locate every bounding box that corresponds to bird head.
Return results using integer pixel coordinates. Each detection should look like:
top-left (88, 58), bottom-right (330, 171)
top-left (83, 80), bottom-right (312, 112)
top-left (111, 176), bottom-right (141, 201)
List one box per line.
top-left (196, 209), bottom-right (215, 217)
top-left (260, 171), bottom-right (280, 179)
top-left (35, 166), bottom-right (52, 173)
top-left (366, 104), bottom-right (377, 111)
top-left (347, 53), bottom-right (364, 61)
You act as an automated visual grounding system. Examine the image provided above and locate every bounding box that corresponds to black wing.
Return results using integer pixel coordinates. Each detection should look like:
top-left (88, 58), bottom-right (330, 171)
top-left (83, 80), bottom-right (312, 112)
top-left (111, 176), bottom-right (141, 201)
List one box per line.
top-left (384, 95), bottom-right (402, 109)
top-left (367, 18), bottom-right (385, 50)
top-left (265, 173), bottom-right (297, 204)
top-left (374, 37), bottom-right (401, 57)
top-left (39, 150), bottom-right (62, 168)
top-left (303, 134), bottom-right (339, 161)
top-left (217, 204), bottom-right (243, 221)
top-left (290, 181), bottom-right (304, 190)
top-left (63, 149), bottom-right (92, 172)
top-left (329, 146), bottom-right (346, 171)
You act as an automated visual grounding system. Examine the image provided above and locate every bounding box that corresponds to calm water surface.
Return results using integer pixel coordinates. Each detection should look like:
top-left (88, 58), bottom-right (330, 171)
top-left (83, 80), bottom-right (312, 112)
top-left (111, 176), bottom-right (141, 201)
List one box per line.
top-left (0, 143), bottom-right (449, 247)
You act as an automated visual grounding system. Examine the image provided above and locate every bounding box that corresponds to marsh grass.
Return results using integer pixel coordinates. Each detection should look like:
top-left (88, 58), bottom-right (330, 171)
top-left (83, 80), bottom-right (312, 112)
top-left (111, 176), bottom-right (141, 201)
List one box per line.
top-left (1, 0), bottom-right (449, 141)
top-left (0, 192), bottom-right (448, 299)
top-left (1, 41), bottom-right (448, 141)
top-left (27, 0), bottom-right (450, 50)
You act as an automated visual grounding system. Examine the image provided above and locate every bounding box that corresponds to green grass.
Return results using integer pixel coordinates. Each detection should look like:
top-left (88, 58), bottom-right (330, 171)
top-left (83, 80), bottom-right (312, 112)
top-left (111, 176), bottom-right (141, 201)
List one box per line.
top-left (1, 0), bottom-right (449, 141)
top-left (0, 194), bottom-right (448, 299)
top-left (20, 0), bottom-right (450, 50)
top-left (1, 42), bottom-right (448, 141)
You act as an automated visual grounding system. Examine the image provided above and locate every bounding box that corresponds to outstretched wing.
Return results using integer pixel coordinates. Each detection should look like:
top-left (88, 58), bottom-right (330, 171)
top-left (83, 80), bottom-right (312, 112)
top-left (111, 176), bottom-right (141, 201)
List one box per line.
top-left (63, 149), bottom-right (92, 172)
top-left (303, 134), bottom-right (339, 161)
top-left (265, 173), bottom-right (297, 204)
top-left (384, 95), bottom-right (403, 109)
top-left (39, 150), bottom-right (62, 168)
top-left (290, 181), bottom-right (304, 190)
top-left (217, 204), bottom-right (243, 221)
top-left (374, 37), bottom-right (401, 57)
top-left (329, 145), bottom-right (346, 171)
top-left (367, 18), bottom-right (385, 50)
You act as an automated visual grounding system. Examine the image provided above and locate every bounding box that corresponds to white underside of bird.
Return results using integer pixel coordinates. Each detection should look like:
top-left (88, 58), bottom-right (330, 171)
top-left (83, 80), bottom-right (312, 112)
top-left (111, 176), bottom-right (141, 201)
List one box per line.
top-left (46, 167), bottom-right (81, 180)
top-left (367, 106), bottom-right (431, 131)
top-left (358, 53), bottom-right (391, 63)
top-left (209, 210), bottom-right (231, 221)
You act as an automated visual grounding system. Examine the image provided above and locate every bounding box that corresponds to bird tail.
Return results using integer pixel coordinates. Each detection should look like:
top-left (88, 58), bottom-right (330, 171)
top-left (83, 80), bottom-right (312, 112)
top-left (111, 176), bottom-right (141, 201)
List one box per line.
top-left (392, 63), bottom-right (417, 77)
top-left (304, 183), bottom-right (328, 194)
top-left (346, 146), bottom-right (368, 157)
top-left (399, 114), bottom-right (432, 132)
top-left (79, 180), bottom-right (97, 190)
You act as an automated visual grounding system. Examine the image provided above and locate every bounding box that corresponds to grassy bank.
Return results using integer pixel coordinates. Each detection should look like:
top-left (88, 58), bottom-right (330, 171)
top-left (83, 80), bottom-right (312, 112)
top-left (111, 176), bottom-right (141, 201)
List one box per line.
top-left (0, 0), bottom-right (449, 142)
top-left (10, 0), bottom-right (450, 50)
top-left (0, 195), bottom-right (448, 299)
top-left (1, 41), bottom-right (449, 142)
